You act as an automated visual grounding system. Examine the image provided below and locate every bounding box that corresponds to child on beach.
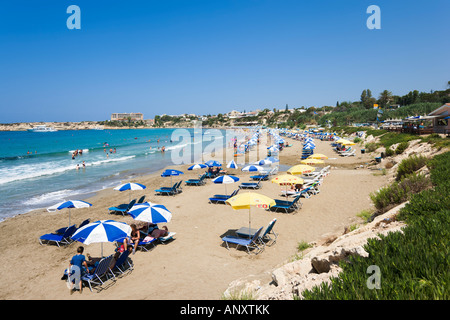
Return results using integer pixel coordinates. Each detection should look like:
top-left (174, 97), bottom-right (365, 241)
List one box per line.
top-left (68, 246), bottom-right (89, 292)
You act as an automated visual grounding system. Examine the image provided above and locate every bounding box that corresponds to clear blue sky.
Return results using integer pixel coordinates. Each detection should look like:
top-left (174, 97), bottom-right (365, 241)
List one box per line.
top-left (1, 0), bottom-right (449, 123)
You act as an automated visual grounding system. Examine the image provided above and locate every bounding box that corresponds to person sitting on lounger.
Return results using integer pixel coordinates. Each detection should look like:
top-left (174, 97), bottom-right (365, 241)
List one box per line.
top-left (123, 224), bottom-right (140, 255)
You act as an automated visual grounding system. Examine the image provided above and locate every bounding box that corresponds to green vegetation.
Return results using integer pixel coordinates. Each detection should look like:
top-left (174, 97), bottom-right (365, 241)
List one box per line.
top-left (297, 241), bottom-right (313, 252)
top-left (370, 173), bottom-right (431, 213)
top-left (302, 151), bottom-right (450, 300)
top-left (396, 155), bottom-right (428, 181)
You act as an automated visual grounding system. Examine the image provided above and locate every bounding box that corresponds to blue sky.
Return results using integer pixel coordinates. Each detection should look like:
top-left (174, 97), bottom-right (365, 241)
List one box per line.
top-left (0, 0), bottom-right (449, 123)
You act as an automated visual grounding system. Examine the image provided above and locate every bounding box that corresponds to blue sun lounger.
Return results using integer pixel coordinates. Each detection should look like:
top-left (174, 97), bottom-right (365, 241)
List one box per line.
top-left (185, 174), bottom-right (207, 186)
top-left (108, 199), bottom-right (136, 215)
top-left (155, 182), bottom-right (178, 196)
top-left (269, 195), bottom-right (302, 213)
top-left (39, 225), bottom-right (77, 247)
top-left (239, 180), bottom-right (262, 189)
top-left (111, 250), bottom-right (133, 276)
top-left (54, 218), bottom-right (90, 236)
top-left (209, 189), bottom-right (239, 204)
top-left (81, 255), bottom-right (115, 292)
top-left (236, 219), bottom-right (278, 247)
top-left (222, 227), bottom-right (264, 254)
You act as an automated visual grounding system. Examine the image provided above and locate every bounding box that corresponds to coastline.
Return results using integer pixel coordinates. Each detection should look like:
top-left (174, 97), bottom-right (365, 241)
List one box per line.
top-left (0, 135), bottom-right (386, 299)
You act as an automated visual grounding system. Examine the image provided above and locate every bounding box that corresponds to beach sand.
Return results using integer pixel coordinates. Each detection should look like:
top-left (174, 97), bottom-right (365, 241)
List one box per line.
top-left (0, 136), bottom-right (385, 299)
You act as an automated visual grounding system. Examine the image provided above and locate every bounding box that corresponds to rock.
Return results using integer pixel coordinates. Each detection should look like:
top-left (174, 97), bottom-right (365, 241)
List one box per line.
top-left (271, 269), bottom-right (288, 287)
top-left (311, 257), bottom-right (331, 273)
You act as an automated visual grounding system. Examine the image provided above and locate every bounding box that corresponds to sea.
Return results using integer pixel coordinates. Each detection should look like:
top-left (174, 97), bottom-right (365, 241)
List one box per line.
top-left (0, 128), bottom-right (244, 222)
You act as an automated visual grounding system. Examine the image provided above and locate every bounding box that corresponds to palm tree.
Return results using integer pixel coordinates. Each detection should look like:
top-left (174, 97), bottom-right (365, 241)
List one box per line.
top-left (378, 90), bottom-right (393, 108)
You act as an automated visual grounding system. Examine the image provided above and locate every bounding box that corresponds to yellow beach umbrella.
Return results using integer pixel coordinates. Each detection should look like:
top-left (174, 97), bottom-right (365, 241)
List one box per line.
top-left (307, 153), bottom-right (328, 160)
top-left (300, 158), bottom-right (325, 165)
top-left (271, 174), bottom-right (304, 186)
top-left (271, 174), bottom-right (304, 199)
top-left (287, 164), bottom-right (315, 175)
top-left (226, 192), bottom-right (275, 231)
top-left (337, 139), bottom-right (355, 146)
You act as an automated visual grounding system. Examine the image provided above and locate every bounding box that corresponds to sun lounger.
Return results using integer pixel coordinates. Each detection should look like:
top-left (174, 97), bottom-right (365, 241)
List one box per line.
top-left (135, 237), bottom-right (158, 252)
top-left (155, 183), bottom-right (178, 196)
top-left (339, 150), bottom-right (355, 157)
top-left (111, 250), bottom-right (133, 276)
top-left (158, 232), bottom-right (176, 244)
top-left (39, 225), bottom-right (77, 247)
top-left (222, 227), bottom-right (264, 254)
top-left (174, 180), bottom-right (183, 193)
top-left (185, 174), bottom-right (206, 186)
top-left (260, 219), bottom-right (278, 246)
top-left (239, 176), bottom-right (265, 189)
top-left (239, 181), bottom-right (262, 189)
top-left (137, 195), bottom-right (146, 204)
top-left (235, 219), bottom-right (278, 246)
top-left (209, 189), bottom-right (239, 204)
top-left (269, 195), bottom-right (302, 213)
top-left (281, 187), bottom-right (312, 199)
top-left (54, 218), bottom-right (90, 235)
top-left (108, 199), bottom-right (136, 215)
top-left (249, 174), bottom-right (269, 181)
top-left (81, 255), bottom-right (115, 292)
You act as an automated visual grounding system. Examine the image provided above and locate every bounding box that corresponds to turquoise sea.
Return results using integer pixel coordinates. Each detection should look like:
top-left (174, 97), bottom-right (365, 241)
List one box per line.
top-left (0, 128), bottom-right (237, 221)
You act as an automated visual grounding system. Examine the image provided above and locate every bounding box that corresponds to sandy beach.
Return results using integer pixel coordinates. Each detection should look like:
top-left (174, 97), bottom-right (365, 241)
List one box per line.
top-left (0, 135), bottom-right (386, 300)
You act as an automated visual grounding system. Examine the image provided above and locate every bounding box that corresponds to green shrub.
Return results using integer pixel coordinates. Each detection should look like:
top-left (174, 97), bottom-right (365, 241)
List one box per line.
top-left (385, 147), bottom-right (394, 157)
top-left (365, 142), bottom-right (378, 153)
top-left (370, 173), bottom-right (431, 213)
top-left (395, 141), bottom-right (409, 154)
top-left (302, 151), bottom-right (450, 300)
top-left (396, 155), bottom-right (428, 181)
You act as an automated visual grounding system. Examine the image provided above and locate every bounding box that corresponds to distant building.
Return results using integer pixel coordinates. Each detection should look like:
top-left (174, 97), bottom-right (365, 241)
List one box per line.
top-left (429, 103), bottom-right (450, 135)
top-left (111, 113), bottom-right (143, 121)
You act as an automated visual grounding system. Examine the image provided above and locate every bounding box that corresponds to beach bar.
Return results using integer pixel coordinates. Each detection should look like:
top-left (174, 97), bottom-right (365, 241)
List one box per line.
top-left (428, 103), bottom-right (450, 135)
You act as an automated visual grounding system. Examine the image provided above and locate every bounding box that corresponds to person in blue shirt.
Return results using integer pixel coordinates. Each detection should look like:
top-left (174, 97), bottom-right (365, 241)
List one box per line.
top-left (68, 246), bottom-right (88, 292)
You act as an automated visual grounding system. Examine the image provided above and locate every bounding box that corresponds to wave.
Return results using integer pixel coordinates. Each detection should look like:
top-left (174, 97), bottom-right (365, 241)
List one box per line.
top-left (22, 189), bottom-right (75, 206)
top-left (0, 155), bottom-right (136, 185)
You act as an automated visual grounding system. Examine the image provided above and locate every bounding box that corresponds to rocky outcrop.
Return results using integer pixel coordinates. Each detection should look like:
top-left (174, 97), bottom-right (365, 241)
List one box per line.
top-left (222, 203), bottom-right (407, 300)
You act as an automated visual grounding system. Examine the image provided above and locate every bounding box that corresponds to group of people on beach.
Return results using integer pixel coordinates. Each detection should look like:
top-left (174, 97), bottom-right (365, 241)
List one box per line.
top-left (65, 222), bottom-right (169, 293)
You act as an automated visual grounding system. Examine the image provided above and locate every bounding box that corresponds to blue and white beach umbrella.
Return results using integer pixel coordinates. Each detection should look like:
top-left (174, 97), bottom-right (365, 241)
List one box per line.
top-left (227, 160), bottom-right (238, 169)
top-left (114, 182), bottom-right (146, 191)
top-left (213, 175), bottom-right (240, 195)
top-left (188, 163), bottom-right (207, 170)
top-left (205, 160), bottom-right (222, 167)
top-left (71, 220), bottom-right (132, 256)
top-left (241, 165), bottom-right (264, 172)
top-left (161, 169), bottom-right (184, 184)
top-left (213, 175), bottom-right (239, 184)
top-left (128, 202), bottom-right (172, 224)
top-left (47, 200), bottom-right (92, 227)
top-left (114, 182), bottom-right (146, 201)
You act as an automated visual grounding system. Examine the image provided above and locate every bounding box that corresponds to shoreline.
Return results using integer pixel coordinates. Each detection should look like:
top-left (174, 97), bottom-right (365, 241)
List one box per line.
top-left (0, 135), bottom-right (386, 299)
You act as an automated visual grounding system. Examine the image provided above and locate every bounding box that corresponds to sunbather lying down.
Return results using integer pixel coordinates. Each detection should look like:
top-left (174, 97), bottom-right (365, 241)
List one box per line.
top-left (142, 226), bottom-right (169, 242)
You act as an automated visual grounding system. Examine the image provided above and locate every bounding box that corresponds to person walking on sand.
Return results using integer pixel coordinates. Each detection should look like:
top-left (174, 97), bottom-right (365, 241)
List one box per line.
top-left (68, 246), bottom-right (88, 293)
